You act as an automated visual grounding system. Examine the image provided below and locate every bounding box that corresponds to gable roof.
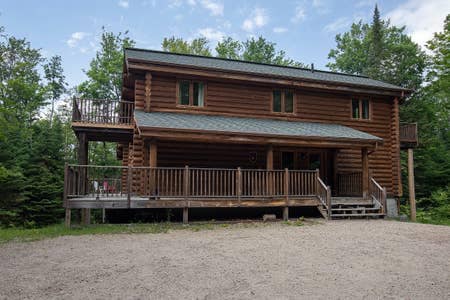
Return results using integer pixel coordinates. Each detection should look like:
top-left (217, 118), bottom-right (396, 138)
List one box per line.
top-left (125, 48), bottom-right (409, 93)
top-left (134, 110), bottom-right (382, 143)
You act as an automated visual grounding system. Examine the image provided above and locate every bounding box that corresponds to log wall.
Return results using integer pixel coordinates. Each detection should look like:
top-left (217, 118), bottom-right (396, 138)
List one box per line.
top-left (128, 73), bottom-right (400, 197)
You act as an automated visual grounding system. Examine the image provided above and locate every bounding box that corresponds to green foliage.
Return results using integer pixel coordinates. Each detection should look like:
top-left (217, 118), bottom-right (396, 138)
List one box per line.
top-left (43, 55), bottom-right (67, 126)
top-left (163, 35), bottom-right (305, 66)
top-left (78, 28), bottom-right (135, 100)
top-left (162, 36), bottom-right (212, 56)
top-left (0, 26), bottom-right (67, 227)
top-left (327, 7), bottom-right (426, 90)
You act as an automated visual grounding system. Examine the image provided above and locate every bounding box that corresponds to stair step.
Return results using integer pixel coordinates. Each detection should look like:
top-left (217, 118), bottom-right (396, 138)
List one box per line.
top-left (331, 213), bottom-right (384, 217)
top-left (332, 202), bottom-right (374, 206)
top-left (331, 207), bottom-right (380, 212)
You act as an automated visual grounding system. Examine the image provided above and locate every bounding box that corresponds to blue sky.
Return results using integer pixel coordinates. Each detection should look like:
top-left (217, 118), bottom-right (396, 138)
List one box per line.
top-left (1, 0), bottom-right (448, 87)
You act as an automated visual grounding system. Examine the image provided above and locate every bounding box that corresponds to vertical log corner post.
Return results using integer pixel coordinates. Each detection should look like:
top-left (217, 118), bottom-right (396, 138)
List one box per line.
top-left (408, 148), bottom-right (416, 221)
top-left (63, 163), bottom-right (71, 227)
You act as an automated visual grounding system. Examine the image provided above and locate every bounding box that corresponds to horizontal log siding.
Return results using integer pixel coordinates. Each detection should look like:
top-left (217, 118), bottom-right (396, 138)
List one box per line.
top-left (157, 141), bottom-right (267, 169)
top-left (144, 74), bottom-right (398, 196)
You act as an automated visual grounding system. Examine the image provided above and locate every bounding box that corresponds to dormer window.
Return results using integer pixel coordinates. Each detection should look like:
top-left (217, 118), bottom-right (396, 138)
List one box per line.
top-left (272, 90), bottom-right (294, 113)
top-left (177, 80), bottom-right (205, 107)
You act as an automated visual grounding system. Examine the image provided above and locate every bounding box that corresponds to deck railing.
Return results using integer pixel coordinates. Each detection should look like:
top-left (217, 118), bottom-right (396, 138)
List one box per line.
top-left (72, 98), bottom-right (134, 125)
top-left (337, 172), bottom-right (362, 196)
top-left (369, 177), bottom-right (387, 215)
top-left (64, 165), bottom-right (330, 205)
top-left (400, 123), bottom-right (418, 144)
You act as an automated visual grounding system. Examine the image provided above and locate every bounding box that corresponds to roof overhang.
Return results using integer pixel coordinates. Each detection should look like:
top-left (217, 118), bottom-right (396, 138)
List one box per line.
top-left (134, 111), bottom-right (382, 150)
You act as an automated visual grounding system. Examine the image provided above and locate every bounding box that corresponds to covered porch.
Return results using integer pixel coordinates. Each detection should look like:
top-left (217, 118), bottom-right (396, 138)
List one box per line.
top-left (65, 111), bottom-right (388, 224)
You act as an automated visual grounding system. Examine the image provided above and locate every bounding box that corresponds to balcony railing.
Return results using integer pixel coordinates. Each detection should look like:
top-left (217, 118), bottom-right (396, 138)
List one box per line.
top-left (64, 165), bottom-right (330, 207)
top-left (72, 99), bottom-right (134, 126)
top-left (400, 123), bottom-right (418, 145)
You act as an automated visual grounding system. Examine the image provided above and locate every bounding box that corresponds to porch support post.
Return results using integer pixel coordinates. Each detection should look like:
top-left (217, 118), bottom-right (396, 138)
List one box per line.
top-left (266, 144), bottom-right (273, 170)
top-left (149, 139), bottom-right (158, 168)
top-left (149, 139), bottom-right (157, 196)
top-left (78, 133), bottom-right (90, 225)
top-left (266, 144), bottom-right (274, 196)
top-left (408, 148), bottom-right (416, 221)
top-left (362, 148), bottom-right (369, 199)
top-left (283, 168), bottom-right (289, 221)
top-left (183, 207), bottom-right (189, 224)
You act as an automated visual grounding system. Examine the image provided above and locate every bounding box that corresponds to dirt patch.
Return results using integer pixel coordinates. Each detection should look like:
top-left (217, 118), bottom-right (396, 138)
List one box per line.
top-left (1, 220), bottom-right (449, 299)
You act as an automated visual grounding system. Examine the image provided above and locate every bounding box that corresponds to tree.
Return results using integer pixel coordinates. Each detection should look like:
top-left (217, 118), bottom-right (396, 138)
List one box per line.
top-left (327, 6), bottom-right (426, 89)
top-left (162, 35), bottom-right (305, 66)
top-left (0, 26), bottom-right (66, 227)
top-left (216, 37), bottom-right (242, 59)
top-left (78, 28), bottom-right (135, 100)
top-left (162, 36), bottom-right (212, 56)
top-left (44, 55), bottom-right (67, 127)
top-left (401, 14), bottom-right (450, 200)
top-left (367, 5), bottom-right (383, 79)
top-left (242, 37), bottom-right (304, 67)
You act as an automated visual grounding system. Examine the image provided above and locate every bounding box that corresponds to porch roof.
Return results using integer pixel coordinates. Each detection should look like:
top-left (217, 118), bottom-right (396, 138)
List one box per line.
top-left (134, 111), bottom-right (382, 145)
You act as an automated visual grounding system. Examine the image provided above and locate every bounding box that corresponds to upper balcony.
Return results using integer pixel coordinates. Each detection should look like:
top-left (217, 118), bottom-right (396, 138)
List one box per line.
top-left (71, 98), bottom-right (134, 142)
top-left (400, 123), bottom-right (418, 149)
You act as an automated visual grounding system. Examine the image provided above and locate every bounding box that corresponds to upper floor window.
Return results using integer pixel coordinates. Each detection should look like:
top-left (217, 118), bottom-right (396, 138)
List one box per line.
top-left (178, 80), bottom-right (205, 107)
top-left (272, 90), bottom-right (294, 113)
top-left (351, 98), bottom-right (370, 120)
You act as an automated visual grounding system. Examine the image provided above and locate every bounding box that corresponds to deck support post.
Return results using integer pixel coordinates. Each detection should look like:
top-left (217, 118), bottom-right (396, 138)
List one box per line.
top-left (408, 148), bottom-right (416, 221)
top-left (78, 132), bottom-right (90, 225)
top-left (183, 207), bottom-right (189, 224)
top-left (283, 207), bottom-right (289, 221)
top-left (65, 208), bottom-right (71, 227)
top-left (362, 148), bottom-right (369, 199)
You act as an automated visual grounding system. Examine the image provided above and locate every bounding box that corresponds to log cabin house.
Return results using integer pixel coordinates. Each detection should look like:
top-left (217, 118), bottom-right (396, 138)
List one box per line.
top-left (64, 48), bottom-right (418, 225)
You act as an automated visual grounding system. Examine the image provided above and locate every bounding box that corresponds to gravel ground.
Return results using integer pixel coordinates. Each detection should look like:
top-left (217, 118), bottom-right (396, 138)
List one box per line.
top-left (1, 220), bottom-right (449, 300)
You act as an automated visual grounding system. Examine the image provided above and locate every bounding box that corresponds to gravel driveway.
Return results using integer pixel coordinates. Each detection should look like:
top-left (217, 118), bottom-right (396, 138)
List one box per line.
top-left (1, 220), bottom-right (449, 299)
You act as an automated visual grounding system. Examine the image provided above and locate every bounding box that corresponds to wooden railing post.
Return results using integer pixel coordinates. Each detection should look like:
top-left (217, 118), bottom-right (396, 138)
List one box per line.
top-left (127, 166), bottom-right (132, 208)
top-left (382, 187), bottom-right (387, 215)
top-left (326, 186), bottom-right (332, 219)
top-left (236, 167), bottom-right (241, 205)
top-left (315, 168), bottom-right (320, 195)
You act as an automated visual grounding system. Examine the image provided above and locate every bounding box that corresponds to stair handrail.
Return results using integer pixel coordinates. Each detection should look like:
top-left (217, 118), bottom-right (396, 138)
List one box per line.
top-left (317, 176), bottom-right (331, 218)
top-left (369, 177), bottom-right (387, 215)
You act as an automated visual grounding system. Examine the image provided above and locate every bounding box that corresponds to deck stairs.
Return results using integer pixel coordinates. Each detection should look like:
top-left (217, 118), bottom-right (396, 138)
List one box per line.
top-left (318, 197), bottom-right (385, 219)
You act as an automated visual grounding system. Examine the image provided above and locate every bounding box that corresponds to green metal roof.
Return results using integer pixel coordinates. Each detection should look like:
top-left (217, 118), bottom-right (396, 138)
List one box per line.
top-left (125, 48), bottom-right (408, 92)
top-left (134, 110), bottom-right (382, 142)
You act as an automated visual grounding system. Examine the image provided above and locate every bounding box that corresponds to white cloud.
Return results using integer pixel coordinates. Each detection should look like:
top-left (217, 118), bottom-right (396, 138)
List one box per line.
top-left (197, 27), bottom-right (225, 41)
top-left (323, 17), bottom-right (350, 33)
top-left (291, 3), bottom-right (306, 23)
top-left (312, 0), bottom-right (329, 14)
top-left (66, 32), bottom-right (89, 48)
top-left (200, 0), bottom-right (224, 16)
top-left (242, 7), bottom-right (268, 32)
top-left (187, 0), bottom-right (196, 5)
top-left (273, 27), bottom-right (288, 33)
top-left (118, 0), bottom-right (129, 8)
top-left (168, 0), bottom-right (183, 8)
top-left (386, 0), bottom-right (449, 47)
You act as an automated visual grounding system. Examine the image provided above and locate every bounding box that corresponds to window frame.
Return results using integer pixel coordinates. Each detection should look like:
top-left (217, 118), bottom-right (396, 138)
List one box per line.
top-left (271, 89), bottom-right (296, 114)
top-left (350, 97), bottom-right (371, 121)
top-left (176, 79), bottom-right (207, 108)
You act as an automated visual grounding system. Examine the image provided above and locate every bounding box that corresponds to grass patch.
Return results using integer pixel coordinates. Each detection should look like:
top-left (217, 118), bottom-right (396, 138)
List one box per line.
top-left (0, 222), bottom-right (225, 244)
